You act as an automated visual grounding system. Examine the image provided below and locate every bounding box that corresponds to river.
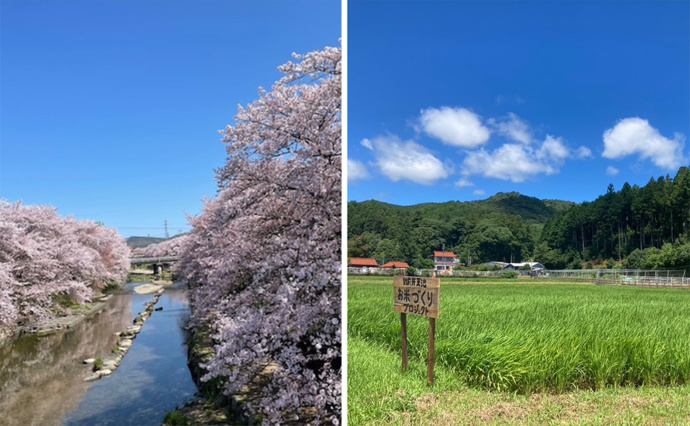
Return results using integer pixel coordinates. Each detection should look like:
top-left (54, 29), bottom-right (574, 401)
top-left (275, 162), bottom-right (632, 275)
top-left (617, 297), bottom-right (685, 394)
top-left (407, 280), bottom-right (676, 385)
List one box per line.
top-left (0, 281), bottom-right (198, 426)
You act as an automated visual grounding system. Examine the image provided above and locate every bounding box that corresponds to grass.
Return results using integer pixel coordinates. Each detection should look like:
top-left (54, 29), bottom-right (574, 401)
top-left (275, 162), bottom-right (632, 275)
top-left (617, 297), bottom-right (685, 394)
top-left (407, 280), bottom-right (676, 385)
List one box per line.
top-left (348, 336), bottom-right (690, 425)
top-left (348, 277), bottom-right (690, 425)
top-left (93, 357), bottom-right (104, 371)
top-left (162, 408), bottom-right (188, 425)
top-left (128, 274), bottom-right (156, 282)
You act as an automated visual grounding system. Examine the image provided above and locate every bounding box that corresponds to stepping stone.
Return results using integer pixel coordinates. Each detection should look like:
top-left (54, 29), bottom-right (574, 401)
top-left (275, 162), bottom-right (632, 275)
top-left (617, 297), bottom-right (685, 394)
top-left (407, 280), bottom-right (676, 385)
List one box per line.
top-left (84, 373), bottom-right (101, 382)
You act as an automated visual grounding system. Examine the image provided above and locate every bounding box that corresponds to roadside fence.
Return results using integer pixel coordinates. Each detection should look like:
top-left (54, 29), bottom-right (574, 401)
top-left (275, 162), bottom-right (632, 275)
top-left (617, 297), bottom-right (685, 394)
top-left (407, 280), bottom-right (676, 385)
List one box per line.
top-left (543, 269), bottom-right (689, 288)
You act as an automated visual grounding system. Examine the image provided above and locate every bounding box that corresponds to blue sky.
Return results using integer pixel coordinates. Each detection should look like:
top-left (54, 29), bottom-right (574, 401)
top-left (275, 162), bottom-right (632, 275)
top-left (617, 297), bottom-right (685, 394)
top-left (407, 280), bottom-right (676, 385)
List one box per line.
top-left (348, 0), bottom-right (689, 205)
top-left (1, 0), bottom-right (339, 238)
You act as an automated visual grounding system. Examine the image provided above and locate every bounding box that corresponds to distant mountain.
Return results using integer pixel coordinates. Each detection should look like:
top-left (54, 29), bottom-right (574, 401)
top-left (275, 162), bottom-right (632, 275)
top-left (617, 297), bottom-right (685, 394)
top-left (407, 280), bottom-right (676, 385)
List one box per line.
top-left (543, 199), bottom-right (577, 214)
top-left (347, 192), bottom-right (578, 266)
top-left (126, 236), bottom-right (168, 248)
top-left (477, 192), bottom-right (575, 223)
top-left (348, 192), bottom-right (574, 237)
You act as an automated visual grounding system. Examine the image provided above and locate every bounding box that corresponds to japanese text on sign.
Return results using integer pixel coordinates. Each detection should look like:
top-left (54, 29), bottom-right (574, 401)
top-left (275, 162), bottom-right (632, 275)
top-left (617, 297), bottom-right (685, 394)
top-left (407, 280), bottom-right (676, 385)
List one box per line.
top-left (393, 275), bottom-right (440, 318)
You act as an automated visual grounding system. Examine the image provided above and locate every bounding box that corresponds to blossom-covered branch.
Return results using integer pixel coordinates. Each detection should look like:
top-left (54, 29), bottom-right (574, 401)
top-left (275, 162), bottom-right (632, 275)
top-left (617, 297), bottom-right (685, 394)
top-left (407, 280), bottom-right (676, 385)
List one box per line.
top-left (131, 234), bottom-right (189, 258)
top-left (178, 45), bottom-right (341, 424)
top-left (0, 201), bottom-right (130, 333)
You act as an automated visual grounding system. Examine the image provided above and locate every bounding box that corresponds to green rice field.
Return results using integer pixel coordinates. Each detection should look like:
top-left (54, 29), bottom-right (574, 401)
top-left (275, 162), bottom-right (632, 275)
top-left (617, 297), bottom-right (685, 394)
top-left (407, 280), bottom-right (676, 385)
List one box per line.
top-left (348, 276), bottom-right (690, 425)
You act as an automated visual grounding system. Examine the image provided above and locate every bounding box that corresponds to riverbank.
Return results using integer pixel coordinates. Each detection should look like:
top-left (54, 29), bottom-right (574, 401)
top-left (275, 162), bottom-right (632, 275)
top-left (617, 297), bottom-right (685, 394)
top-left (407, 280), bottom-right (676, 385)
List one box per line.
top-left (162, 328), bottom-right (238, 425)
top-left (129, 269), bottom-right (174, 282)
top-left (0, 275), bottom-right (159, 347)
top-left (166, 324), bottom-right (318, 425)
top-left (0, 296), bottom-right (110, 346)
top-left (20, 300), bottom-right (108, 336)
top-left (163, 323), bottom-right (281, 425)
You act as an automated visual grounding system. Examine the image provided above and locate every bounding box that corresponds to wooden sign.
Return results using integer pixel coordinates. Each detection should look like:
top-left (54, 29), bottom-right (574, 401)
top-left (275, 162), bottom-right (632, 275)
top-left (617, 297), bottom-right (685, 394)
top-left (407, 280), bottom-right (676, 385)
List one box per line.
top-left (393, 275), bottom-right (440, 319)
top-left (396, 273), bottom-right (439, 386)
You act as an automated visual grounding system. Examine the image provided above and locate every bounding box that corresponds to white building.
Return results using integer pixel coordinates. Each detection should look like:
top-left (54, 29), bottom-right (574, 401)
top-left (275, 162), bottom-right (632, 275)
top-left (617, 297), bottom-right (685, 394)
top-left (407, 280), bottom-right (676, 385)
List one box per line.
top-left (433, 251), bottom-right (457, 271)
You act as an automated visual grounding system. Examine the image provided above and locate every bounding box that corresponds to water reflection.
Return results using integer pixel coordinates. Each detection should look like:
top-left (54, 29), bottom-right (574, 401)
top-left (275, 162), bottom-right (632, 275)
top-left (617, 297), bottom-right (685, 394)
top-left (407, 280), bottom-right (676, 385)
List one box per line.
top-left (0, 283), bottom-right (197, 426)
top-left (63, 285), bottom-right (197, 426)
top-left (0, 292), bottom-right (132, 426)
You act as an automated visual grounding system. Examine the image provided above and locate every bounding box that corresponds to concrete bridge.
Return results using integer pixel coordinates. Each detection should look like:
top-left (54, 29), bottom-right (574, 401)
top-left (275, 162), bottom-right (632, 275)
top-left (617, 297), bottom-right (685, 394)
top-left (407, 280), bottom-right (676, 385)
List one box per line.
top-left (130, 256), bottom-right (178, 275)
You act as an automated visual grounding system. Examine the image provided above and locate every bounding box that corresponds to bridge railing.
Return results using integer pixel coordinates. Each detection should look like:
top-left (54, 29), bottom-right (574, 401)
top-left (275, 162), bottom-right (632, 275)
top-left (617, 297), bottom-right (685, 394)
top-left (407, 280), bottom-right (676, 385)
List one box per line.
top-left (130, 256), bottom-right (179, 265)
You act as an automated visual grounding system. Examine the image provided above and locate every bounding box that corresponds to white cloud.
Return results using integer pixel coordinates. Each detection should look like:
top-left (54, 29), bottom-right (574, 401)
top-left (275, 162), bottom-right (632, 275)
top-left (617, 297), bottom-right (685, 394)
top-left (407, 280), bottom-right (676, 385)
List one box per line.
top-left (575, 146), bottom-right (592, 158)
top-left (606, 166), bottom-right (619, 176)
top-left (602, 117), bottom-right (686, 170)
top-left (348, 159), bottom-right (371, 183)
top-left (419, 107), bottom-right (491, 148)
top-left (537, 135), bottom-right (570, 163)
top-left (473, 189), bottom-right (486, 196)
top-left (489, 112), bottom-right (532, 144)
top-left (364, 135), bottom-right (450, 185)
top-left (455, 178), bottom-right (474, 188)
top-left (361, 138), bottom-right (373, 150)
top-left (461, 136), bottom-right (588, 183)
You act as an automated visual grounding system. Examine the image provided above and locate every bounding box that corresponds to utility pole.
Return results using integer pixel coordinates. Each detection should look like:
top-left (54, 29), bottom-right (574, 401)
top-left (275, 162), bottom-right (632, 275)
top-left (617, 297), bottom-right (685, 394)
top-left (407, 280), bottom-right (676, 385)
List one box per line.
top-left (164, 219), bottom-right (169, 239)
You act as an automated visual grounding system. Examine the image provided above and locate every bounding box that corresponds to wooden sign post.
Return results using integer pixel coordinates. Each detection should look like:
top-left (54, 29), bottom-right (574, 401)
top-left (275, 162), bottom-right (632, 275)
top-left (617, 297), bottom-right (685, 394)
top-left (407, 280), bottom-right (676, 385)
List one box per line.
top-left (394, 270), bottom-right (439, 386)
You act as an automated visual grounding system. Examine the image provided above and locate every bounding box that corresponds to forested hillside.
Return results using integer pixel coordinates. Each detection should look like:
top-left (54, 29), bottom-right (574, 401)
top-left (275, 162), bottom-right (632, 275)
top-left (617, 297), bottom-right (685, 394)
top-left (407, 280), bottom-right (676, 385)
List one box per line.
top-left (348, 166), bottom-right (690, 272)
top-left (538, 166), bottom-right (690, 270)
top-left (348, 193), bottom-right (573, 268)
top-left (126, 236), bottom-right (167, 248)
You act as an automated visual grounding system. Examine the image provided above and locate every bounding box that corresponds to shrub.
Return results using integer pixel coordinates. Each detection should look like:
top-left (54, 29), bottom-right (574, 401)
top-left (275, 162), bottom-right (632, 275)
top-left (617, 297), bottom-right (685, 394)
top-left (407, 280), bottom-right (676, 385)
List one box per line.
top-left (163, 409), bottom-right (188, 426)
top-left (498, 271), bottom-right (518, 279)
top-left (93, 357), bottom-right (103, 371)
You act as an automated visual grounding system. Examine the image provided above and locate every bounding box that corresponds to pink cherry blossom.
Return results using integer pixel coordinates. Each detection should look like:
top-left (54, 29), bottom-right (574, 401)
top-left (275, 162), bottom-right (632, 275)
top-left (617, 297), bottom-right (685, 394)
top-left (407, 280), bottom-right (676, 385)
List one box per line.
top-left (131, 234), bottom-right (189, 258)
top-left (0, 201), bottom-right (130, 334)
top-left (178, 46), bottom-right (341, 424)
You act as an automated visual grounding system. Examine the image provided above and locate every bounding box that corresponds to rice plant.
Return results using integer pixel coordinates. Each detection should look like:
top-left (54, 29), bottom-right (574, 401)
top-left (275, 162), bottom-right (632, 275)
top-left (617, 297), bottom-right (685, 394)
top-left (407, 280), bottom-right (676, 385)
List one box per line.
top-left (348, 279), bottom-right (690, 393)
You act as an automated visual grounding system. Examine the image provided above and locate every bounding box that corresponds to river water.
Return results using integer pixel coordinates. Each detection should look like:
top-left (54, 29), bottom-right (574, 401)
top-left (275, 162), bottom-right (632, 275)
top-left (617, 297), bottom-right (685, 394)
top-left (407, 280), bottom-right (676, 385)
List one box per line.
top-left (0, 282), bottom-right (198, 426)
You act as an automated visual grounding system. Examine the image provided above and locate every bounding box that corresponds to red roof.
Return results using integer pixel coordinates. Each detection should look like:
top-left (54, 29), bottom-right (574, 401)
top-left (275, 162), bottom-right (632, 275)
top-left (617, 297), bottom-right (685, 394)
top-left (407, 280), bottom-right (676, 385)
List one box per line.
top-left (433, 251), bottom-right (456, 258)
top-left (381, 261), bottom-right (410, 269)
top-left (348, 258), bottom-right (379, 267)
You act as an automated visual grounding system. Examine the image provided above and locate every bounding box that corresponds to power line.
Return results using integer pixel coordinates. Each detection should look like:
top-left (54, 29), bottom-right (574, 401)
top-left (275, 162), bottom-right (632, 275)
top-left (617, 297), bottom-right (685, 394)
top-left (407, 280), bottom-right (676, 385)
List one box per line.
top-left (114, 226), bottom-right (189, 229)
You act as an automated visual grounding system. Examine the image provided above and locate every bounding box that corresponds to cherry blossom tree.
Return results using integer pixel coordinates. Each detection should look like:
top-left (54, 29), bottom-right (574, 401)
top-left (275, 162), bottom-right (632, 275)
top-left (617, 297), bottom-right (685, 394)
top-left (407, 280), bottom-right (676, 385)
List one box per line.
top-left (0, 201), bottom-right (130, 335)
top-left (178, 45), bottom-right (341, 424)
top-left (131, 234), bottom-right (189, 258)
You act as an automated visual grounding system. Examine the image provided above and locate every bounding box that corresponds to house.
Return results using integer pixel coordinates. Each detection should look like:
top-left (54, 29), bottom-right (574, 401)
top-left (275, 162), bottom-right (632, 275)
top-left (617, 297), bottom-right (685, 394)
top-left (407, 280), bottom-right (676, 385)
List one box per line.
top-left (432, 251), bottom-right (457, 271)
top-left (485, 261), bottom-right (544, 272)
top-left (380, 261), bottom-right (410, 270)
top-left (511, 262), bottom-right (545, 271)
top-left (348, 257), bottom-right (379, 273)
top-left (486, 261), bottom-right (511, 269)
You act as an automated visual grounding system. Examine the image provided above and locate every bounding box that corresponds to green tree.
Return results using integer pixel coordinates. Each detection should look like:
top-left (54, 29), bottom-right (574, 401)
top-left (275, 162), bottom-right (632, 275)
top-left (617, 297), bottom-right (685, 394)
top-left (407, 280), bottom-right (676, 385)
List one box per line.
top-left (373, 239), bottom-right (401, 264)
